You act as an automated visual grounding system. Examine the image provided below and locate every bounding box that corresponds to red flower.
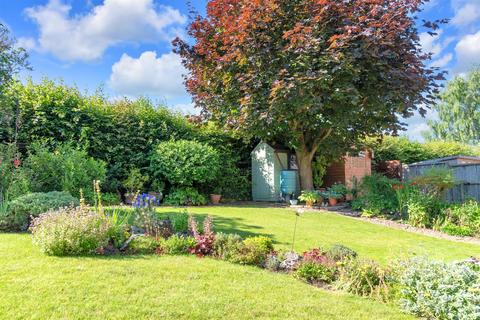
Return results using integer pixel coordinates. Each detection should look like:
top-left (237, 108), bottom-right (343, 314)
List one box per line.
top-left (13, 158), bottom-right (21, 168)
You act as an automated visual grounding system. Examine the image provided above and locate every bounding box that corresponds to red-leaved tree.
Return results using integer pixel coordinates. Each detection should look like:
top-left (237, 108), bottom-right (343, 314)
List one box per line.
top-left (173, 0), bottom-right (445, 190)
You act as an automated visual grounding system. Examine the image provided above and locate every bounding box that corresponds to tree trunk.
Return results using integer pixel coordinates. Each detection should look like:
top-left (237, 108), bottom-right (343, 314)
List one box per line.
top-left (296, 148), bottom-right (315, 191)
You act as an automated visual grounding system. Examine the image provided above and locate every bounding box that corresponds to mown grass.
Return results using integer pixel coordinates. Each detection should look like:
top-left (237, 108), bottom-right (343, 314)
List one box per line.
top-left (2, 205), bottom-right (478, 319)
top-left (157, 205), bottom-right (480, 264)
top-left (0, 233), bottom-right (412, 320)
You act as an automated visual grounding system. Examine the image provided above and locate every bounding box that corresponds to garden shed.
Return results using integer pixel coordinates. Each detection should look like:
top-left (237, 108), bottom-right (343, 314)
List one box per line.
top-left (251, 142), bottom-right (300, 201)
top-left (404, 156), bottom-right (480, 202)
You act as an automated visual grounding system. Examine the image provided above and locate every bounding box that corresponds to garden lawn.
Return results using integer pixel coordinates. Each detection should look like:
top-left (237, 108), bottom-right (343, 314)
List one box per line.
top-left (0, 233), bottom-right (411, 320)
top-left (157, 205), bottom-right (480, 264)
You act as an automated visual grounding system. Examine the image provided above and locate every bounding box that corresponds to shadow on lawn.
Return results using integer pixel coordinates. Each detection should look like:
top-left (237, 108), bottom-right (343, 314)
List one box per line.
top-left (159, 210), bottom-right (286, 246)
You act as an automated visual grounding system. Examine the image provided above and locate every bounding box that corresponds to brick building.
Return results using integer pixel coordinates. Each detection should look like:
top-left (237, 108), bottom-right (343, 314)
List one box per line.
top-left (322, 151), bottom-right (372, 188)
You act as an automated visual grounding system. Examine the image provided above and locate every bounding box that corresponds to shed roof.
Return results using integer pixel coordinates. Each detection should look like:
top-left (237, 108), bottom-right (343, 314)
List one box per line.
top-left (409, 155), bottom-right (480, 167)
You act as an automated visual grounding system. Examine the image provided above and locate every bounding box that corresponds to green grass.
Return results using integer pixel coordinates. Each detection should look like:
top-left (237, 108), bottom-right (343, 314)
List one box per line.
top-left (0, 233), bottom-right (411, 320)
top-left (157, 205), bottom-right (480, 264)
top-left (1, 205), bottom-right (478, 319)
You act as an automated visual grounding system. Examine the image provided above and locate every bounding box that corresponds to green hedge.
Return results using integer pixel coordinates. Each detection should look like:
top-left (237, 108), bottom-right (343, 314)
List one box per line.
top-left (1, 79), bottom-right (252, 199)
top-left (365, 136), bottom-right (480, 164)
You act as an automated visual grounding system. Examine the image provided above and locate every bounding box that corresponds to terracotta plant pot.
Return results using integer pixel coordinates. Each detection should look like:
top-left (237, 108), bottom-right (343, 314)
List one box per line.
top-left (210, 194), bottom-right (222, 204)
top-left (328, 198), bottom-right (338, 206)
top-left (305, 200), bottom-right (314, 208)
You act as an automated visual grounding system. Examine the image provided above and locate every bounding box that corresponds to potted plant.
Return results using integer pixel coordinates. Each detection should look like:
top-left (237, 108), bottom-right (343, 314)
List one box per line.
top-left (122, 168), bottom-right (148, 204)
top-left (298, 190), bottom-right (321, 208)
top-left (329, 183), bottom-right (348, 202)
top-left (210, 186), bottom-right (222, 205)
top-left (326, 191), bottom-right (342, 206)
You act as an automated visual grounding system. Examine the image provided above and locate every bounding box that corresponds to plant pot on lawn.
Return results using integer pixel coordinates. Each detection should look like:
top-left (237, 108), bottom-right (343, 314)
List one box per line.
top-left (210, 194), bottom-right (222, 204)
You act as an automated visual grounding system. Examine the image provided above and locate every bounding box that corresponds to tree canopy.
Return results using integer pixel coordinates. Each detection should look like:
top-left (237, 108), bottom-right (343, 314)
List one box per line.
top-left (174, 0), bottom-right (446, 189)
top-left (427, 68), bottom-right (480, 145)
top-left (0, 23), bottom-right (29, 88)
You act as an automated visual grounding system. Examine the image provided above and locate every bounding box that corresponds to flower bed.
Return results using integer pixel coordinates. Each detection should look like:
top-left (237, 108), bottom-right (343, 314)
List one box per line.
top-left (29, 198), bottom-right (480, 319)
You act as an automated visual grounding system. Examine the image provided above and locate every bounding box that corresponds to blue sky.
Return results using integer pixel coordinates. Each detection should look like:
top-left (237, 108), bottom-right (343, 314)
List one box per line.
top-left (1, 0), bottom-right (480, 140)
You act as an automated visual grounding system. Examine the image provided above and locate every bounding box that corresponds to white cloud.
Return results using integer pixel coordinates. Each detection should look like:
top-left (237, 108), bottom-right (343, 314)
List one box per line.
top-left (451, 2), bottom-right (480, 26)
top-left (25, 0), bottom-right (186, 61)
top-left (419, 30), bottom-right (444, 57)
top-left (16, 37), bottom-right (36, 51)
top-left (171, 102), bottom-right (197, 114)
top-left (431, 53), bottom-right (453, 68)
top-left (109, 51), bottom-right (187, 98)
top-left (455, 30), bottom-right (480, 72)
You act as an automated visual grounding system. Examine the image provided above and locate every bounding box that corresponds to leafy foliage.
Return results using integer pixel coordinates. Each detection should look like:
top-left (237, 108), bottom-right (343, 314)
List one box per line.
top-left (122, 168), bottom-right (148, 194)
top-left (213, 232), bottom-right (243, 261)
top-left (0, 143), bottom-right (29, 202)
top-left (158, 235), bottom-right (196, 255)
top-left (295, 262), bottom-right (336, 284)
top-left (127, 236), bottom-right (159, 255)
top-left (0, 23), bottom-right (29, 87)
top-left (443, 200), bottom-right (480, 237)
top-left (151, 140), bottom-right (220, 187)
top-left (24, 143), bottom-right (106, 203)
top-left (411, 167), bottom-right (456, 198)
top-left (326, 244), bottom-right (358, 262)
top-left (234, 236), bottom-right (274, 266)
top-left (188, 215), bottom-right (215, 256)
top-left (174, 0), bottom-right (445, 189)
top-left (351, 174), bottom-right (398, 216)
top-left (428, 68), bottom-right (480, 145)
top-left (2, 191), bottom-right (78, 231)
top-left (168, 210), bottom-right (189, 233)
top-left (164, 187), bottom-right (207, 206)
top-left (397, 257), bottom-right (480, 320)
top-left (1, 79), bottom-right (251, 196)
top-left (364, 136), bottom-right (480, 164)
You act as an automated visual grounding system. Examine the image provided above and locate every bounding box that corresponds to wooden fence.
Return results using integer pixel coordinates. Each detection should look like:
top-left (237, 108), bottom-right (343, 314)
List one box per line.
top-left (403, 163), bottom-right (480, 203)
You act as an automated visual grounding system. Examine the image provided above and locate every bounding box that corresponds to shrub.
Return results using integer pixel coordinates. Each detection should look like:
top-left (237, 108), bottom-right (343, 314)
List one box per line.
top-left (337, 259), bottom-right (389, 298)
top-left (406, 190), bottom-right (446, 228)
top-left (444, 200), bottom-right (480, 236)
top-left (234, 236), bottom-right (273, 266)
top-left (30, 207), bottom-right (112, 256)
top-left (123, 168), bottom-right (148, 194)
top-left (352, 174), bottom-right (398, 216)
top-left (164, 187), bottom-right (206, 206)
top-left (264, 253), bottom-right (282, 271)
top-left (295, 262), bottom-right (336, 284)
top-left (397, 257), bottom-right (480, 320)
top-left (0, 143), bottom-right (29, 201)
top-left (2, 191), bottom-right (79, 231)
top-left (150, 140), bottom-right (220, 187)
top-left (101, 192), bottom-right (121, 206)
top-left (126, 236), bottom-right (159, 255)
top-left (24, 143), bottom-right (106, 203)
top-left (441, 223), bottom-right (474, 237)
top-left (213, 232), bottom-right (243, 261)
top-left (326, 244), bottom-right (357, 261)
top-left (168, 210), bottom-right (189, 233)
top-left (159, 235), bottom-right (196, 255)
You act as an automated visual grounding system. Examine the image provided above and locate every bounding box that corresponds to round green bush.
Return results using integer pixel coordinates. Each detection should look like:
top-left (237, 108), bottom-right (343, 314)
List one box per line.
top-left (164, 187), bottom-right (207, 206)
top-left (295, 262), bottom-right (336, 284)
top-left (2, 191), bottom-right (79, 231)
top-left (150, 140), bottom-right (220, 186)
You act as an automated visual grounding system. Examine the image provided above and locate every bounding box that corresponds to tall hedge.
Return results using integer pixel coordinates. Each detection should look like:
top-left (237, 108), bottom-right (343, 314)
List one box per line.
top-left (1, 79), bottom-right (252, 197)
top-left (365, 136), bottom-right (480, 164)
